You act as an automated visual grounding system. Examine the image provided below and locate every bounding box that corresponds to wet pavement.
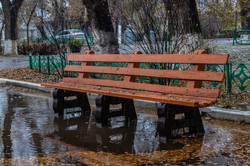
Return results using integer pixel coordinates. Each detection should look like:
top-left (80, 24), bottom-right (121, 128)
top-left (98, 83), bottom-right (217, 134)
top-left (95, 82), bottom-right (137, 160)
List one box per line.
top-left (0, 88), bottom-right (249, 165)
top-left (0, 57), bottom-right (29, 69)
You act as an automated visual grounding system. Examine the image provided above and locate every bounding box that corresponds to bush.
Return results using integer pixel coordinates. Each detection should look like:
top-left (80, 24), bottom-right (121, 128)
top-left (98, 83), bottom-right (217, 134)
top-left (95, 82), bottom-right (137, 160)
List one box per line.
top-left (68, 39), bottom-right (83, 53)
top-left (18, 42), bottom-right (58, 55)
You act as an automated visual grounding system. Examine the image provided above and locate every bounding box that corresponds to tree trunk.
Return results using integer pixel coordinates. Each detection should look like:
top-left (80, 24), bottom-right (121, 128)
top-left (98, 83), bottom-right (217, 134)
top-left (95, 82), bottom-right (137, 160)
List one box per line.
top-left (27, 25), bottom-right (30, 44)
top-left (0, 0), bottom-right (24, 55)
top-left (164, 0), bottom-right (203, 53)
top-left (36, 0), bottom-right (46, 38)
top-left (240, 1), bottom-right (250, 30)
top-left (82, 0), bottom-right (119, 54)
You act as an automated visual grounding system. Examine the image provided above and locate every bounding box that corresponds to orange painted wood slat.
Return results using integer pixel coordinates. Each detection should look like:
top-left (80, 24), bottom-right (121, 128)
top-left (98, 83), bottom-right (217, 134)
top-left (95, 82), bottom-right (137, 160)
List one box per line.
top-left (187, 50), bottom-right (206, 88)
top-left (64, 65), bottom-right (225, 82)
top-left (67, 53), bottom-right (229, 65)
top-left (123, 51), bottom-right (142, 82)
top-left (61, 77), bottom-right (220, 98)
top-left (78, 50), bottom-right (94, 79)
top-left (41, 82), bottom-right (216, 107)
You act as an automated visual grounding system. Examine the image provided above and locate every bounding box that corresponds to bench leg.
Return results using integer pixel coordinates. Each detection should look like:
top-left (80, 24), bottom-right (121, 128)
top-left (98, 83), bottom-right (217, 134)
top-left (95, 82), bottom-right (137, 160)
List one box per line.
top-left (95, 95), bottom-right (110, 124)
top-left (188, 107), bottom-right (205, 133)
top-left (122, 98), bottom-right (137, 121)
top-left (157, 103), bottom-right (204, 138)
top-left (52, 89), bottom-right (91, 116)
top-left (157, 103), bottom-right (176, 138)
top-left (95, 95), bottom-right (137, 125)
top-left (76, 93), bottom-right (91, 113)
top-left (53, 89), bottom-right (64, 115)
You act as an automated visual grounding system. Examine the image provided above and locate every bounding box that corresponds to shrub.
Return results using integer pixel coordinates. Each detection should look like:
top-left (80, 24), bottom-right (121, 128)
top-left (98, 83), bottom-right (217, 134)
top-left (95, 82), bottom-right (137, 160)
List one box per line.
top-left (18, 42), bottom-right (58, 55)
top-left (68, 39), bottom-right (83, 53)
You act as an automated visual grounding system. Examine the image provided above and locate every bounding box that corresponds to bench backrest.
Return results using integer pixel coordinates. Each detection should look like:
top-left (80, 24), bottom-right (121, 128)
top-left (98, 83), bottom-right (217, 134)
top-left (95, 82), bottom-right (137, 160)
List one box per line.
top-left (63, 50), bottom-right (229, 99)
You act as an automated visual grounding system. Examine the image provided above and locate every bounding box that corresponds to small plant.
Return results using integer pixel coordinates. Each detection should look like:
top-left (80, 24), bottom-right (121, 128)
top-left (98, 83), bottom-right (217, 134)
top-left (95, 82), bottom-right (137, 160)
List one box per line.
top-left (68, 39), bottom-right (83, 53)
top-left (218, 91), bottom-right (240, 109)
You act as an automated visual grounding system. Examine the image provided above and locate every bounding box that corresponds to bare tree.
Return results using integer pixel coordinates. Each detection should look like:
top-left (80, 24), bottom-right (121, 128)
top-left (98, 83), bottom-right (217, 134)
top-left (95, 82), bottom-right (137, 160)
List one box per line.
top-left (0, 0), bottom-right (24, 55)
top-left (82, 0), bottom-right (119, 54)
top-left (164, 0), bottom-right (203, 53)
top-left (239, 0), bottom-right (250, 30)
top-left (111, 0), bottom-right (168, 54)
top-left (19, 0), bottom-right (38, 44)
top-left (110, 0), bottom-right (203, 54)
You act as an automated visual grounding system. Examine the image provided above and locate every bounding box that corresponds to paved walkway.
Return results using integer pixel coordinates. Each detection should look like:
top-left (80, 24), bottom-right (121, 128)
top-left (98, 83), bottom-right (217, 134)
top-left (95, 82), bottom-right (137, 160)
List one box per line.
top-left (0, 56), bottom-right (29, 69)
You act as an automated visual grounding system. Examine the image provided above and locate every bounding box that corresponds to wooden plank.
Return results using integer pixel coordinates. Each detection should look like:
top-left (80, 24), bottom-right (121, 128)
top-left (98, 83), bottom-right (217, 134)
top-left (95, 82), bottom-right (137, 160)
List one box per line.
top-left (41, 83), bottom-right (198, 107)
top-left (187, 50), bottom-right (206, 88)
top-left (61, 77), bottom-right (220, 98)
top-left (123, 51), bottom-right (142, 82)
top-left (78, 50), bottom-right (95, 79)
top-left (67, 53), bottom-right (229, 64)
top-left (64, 65), bottom-right (225, 82)
top-left (41, 82), bottom-right (217, 107)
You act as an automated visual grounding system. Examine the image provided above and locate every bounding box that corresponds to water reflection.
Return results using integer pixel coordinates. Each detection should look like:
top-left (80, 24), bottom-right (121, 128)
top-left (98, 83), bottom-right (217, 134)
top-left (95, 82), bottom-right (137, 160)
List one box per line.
top-left (0, 89), bottom-right (195, 160)
top-left (49, 110), bottom-right (185, 155)
top-left (0, 89), bottom-right (55, 161)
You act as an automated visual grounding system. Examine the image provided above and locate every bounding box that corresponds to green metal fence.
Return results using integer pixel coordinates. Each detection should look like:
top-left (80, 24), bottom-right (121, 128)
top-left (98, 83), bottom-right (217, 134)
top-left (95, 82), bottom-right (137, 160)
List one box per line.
top-left (233, 29), bottom-right (250, 45)
top-left (29, 54), bottom-right (249, 92)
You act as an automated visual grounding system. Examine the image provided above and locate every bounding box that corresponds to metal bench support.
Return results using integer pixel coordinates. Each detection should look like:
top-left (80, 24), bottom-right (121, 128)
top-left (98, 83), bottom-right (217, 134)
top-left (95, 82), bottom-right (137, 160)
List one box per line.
top-left (53, 89), bottom-right (91, 115)
top-left (157, 103), bottom-right (204, 138)
top-left (95, 95), bottom-right (137, 125)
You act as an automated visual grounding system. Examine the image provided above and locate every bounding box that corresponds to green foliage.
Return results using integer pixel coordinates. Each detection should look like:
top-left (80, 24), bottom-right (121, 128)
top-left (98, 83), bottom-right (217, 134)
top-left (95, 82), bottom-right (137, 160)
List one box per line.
top-left (68, 39), bottom-right (83, 53)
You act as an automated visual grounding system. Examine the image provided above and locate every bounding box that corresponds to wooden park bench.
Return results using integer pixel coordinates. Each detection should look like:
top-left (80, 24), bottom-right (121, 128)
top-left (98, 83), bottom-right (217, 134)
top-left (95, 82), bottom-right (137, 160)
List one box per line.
top-left (41, 50), bottom-right (229, 138)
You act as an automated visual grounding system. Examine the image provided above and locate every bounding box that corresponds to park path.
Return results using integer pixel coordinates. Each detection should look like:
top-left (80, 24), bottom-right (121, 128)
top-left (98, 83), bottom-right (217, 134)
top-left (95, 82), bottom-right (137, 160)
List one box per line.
top-left (0, 56), bottom-right (29, 69)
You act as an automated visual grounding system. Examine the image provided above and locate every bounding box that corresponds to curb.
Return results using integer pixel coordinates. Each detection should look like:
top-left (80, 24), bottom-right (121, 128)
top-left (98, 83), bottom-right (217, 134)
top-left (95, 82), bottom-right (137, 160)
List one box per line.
top-left (0, 78), bottom-right (249, 123)
top-left (0, 78), bottom-right (53, 93)
top-left (200, 107), bottom-right (250, 123)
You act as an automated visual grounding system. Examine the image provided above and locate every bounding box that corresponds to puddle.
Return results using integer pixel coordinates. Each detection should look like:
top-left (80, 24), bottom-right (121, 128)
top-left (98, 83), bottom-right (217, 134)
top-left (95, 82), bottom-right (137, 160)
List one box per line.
top-left (0, 88), bottom-right (249, 165)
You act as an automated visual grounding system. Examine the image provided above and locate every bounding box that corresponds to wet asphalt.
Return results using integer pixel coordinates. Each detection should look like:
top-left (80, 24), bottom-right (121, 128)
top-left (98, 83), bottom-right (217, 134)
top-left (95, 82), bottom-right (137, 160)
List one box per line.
top-left (0, 56), bottom-right (29, 69)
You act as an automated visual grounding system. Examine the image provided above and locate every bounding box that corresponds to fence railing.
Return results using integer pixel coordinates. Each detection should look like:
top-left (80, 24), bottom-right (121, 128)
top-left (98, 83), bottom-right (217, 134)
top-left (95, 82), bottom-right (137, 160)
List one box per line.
top-left (233, 29), bottom-right (250, 45)
top-left (29, 54), bottom-right (249, 92)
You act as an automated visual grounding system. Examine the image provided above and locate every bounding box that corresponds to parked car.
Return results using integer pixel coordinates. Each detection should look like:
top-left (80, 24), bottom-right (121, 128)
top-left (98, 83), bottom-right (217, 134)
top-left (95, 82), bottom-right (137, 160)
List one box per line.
top-left (52, 29), bottom-right (86, 43)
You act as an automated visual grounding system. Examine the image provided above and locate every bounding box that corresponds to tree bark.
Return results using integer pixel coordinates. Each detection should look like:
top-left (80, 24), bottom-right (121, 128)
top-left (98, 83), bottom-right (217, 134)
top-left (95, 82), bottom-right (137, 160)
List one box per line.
top-left (164, 0), bottom-right (203, 53)
top-left (0, 0), bottom-right (24, 55)
top-left (82, 0), bottom-right (119, 54)
top-left (240, 0), bottom-right (250, 30)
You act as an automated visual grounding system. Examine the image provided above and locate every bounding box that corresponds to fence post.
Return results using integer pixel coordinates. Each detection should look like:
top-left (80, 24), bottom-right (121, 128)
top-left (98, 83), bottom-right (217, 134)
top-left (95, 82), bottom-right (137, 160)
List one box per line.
top-left (29, 55), bottom-right (32, 70)
top-left (84, 34), bottom-right (91, 50)
top-left (47, 56), bottom-right (50, 75)
top-left (38, 55), bottom-right (41, 73)
top-left (225, 63), bottom-right (232, 93)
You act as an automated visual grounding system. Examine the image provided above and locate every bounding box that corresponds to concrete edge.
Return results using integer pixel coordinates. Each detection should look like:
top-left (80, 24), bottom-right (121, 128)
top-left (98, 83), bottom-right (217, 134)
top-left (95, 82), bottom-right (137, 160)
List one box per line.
top-left (200, 107), bottom-right (250, 123)
top-left (0, 78), bottom-right (249, 123)
top-left (0, 78), bottom-right (53, 93)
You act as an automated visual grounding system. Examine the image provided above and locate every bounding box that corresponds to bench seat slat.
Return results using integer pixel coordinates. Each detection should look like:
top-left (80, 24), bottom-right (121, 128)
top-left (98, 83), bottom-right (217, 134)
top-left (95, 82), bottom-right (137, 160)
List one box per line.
top-left (41, 82), bottom-right (216, 108)
top-left (61, 77), bottom-right (220, 98)
top-left (64, 65), bottom-right (225, 82)
top-left (67, 54), bottom-right (229, 65)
